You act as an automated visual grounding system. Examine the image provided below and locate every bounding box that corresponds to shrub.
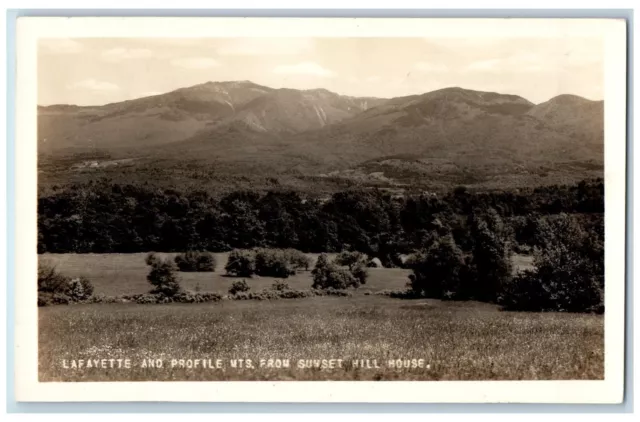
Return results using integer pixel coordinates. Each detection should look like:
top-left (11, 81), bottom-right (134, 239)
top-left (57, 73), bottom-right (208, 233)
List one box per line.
top-left (146, 257), bottom-right (181, 296)
top-left (51, 293), bottom-right (71, 305)
top-left (38, 292), bottom-right (53, 307)
top-left (316, 287), bottom-right (352, 297)
top-left (225, 249), bottom-right (255, 277)
top-left (375, 289), bottom-right (420, 299)
top-left (335, 251), bottom-right (369, 285)
top-left (311, 254), bottom-right (360, 290)
top-left (407, 235), bottom-right (467, 299)
top-left (173, 291), bottom-right (223, 303)
top-left (66, 277), bottom-right (94, 301)
top-left (38, 263), bottom-right (69, 294)
top-left (254, 249), bottom-right (296, 278)
top-left (134, 293), bottom-right (165, 304)
top-left (226, 287), bottom-right (351, 300)
top-left (229, 279), bottom-right (250, 295)
top-left (271, 280), bottom-right (290, 291)
top-left (174, 251), bottom-right (217, 272)
top-left (37, 264), bottom-right (95, 305)
top-left (350, 262), bottom-right (368, 285)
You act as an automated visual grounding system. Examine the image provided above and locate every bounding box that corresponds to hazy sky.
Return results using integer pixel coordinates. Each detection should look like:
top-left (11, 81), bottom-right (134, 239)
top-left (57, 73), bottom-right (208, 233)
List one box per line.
top-left (38, 37), bottom-right (603, 106)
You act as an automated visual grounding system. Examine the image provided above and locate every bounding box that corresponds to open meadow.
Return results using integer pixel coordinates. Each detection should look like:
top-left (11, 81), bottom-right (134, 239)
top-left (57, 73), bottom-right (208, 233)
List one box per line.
top-left (36, 252), bottom-right (603, 382)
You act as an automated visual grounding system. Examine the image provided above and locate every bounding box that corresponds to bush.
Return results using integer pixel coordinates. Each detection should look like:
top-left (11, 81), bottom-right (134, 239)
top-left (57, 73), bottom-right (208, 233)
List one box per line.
top-left (226, 287), bottom-right (351, 300)
top-left (225, 249), bottom-right (255, 277)
top-left (173, 291), bottom-right (223, 303)
top-left (335, 251), bottom-right (369, 285)
top-left (311, 254), bottom-right (361, 290)
top-left (146, 257), bottom-right (181, 296)
top-left (38, 263), bottom-right (69, 294)
top-left (254, 249), bottom-right (296, 278)
top-left (407, 235), bottom-right (467, 299)
top-left (229, 279), bottom-right (250, 295)
top-left (375, 289), bottom-right (421, 299)
top-left (350, 263), bottom-right (369, 285)
top-left (271, 280), bottom-right (290, 291)
top-left (38, 292), bottom-right (54, 307)
top-left (174, 251), bottom-right (217, 272)
top-left (66, 277), bottom-right (94, 301)
top-left (37, 264), bottom-right (95, 305)
top-left (315, 288), bottom-right (352, 297)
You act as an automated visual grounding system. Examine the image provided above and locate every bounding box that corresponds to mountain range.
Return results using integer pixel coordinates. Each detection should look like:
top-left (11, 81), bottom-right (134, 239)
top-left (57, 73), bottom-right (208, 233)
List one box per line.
top-left (38, 80), bottom-right (604, 189)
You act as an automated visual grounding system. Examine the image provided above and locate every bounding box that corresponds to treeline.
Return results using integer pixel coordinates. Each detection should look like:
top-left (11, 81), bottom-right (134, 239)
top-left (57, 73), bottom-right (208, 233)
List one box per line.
top-left (38, 178), bottom-right (604, 260)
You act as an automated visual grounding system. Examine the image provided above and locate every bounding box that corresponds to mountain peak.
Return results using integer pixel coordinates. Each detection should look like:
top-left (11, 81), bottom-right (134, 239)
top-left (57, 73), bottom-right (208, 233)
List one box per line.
top-left (423, 87), bottom-right (534, 106)
top-left (542, 94), bottom-right (599, 105)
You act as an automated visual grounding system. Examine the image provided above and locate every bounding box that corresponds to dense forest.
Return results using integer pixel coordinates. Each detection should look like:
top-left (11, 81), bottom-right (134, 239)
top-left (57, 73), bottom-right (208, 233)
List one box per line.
top-left (38, 178), bottom-right (604, 260)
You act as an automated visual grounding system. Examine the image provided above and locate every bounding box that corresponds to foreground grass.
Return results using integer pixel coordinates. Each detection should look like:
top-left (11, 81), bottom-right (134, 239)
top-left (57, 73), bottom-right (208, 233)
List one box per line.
top-left (39, 296), bottom-right (603, 381)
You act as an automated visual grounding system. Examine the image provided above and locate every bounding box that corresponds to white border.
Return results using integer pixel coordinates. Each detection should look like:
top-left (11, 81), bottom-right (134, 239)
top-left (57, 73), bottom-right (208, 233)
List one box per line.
top-left (14, 17), bottom-right (627, 403)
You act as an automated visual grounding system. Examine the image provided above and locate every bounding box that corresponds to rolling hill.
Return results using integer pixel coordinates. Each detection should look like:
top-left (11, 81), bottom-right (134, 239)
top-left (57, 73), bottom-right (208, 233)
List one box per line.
top-left (37, 82), bottom-right (604, 190)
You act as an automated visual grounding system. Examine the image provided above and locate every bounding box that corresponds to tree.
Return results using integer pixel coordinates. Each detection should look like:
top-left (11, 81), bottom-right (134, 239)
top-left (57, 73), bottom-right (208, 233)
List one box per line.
top-left (225, 249), bottom-right (255, 277)
top-left (500, 243), bottom-right (603, 313)
top-left (254, 249), bottom-right (296, 278)
top-left (335, 251), bottom-right (368, 268)
top-left (311, 253), bottom-right (361, 290)
top-left (335, 251), bottom-right (369, 285)
top-left (174, 251), bottom-right (217, 272)
top-left (407, 235), bottom-right (466, 299)
top-left (284, 249), bottom-right (312, 271)
top-left (146, 257), bottom-right (181, 296)
top-left (499, 213), bottom-right (603, 313)
top-left (465, 209), bottom-right (513, 302)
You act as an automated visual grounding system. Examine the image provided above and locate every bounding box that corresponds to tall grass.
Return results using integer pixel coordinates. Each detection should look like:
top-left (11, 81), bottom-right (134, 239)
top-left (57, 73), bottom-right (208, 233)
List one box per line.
top-left (39, 296), bottom-right (603, 381)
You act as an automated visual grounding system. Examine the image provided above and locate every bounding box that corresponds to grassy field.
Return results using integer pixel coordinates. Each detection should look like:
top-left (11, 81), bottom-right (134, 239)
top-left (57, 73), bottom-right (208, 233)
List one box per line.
top-left (39, 252), bottom-right (534, 297)
top-left (39, 296), bottom-right (603, 381)
top-left (38, 252), bottom-right (601, 382)
top-left (39, 252), bottom-right (411, 296)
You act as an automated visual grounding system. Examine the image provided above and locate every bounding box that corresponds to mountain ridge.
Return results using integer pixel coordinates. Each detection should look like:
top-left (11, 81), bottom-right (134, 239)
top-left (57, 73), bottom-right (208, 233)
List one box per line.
top-left (37, 81), bottom-right (604, 189)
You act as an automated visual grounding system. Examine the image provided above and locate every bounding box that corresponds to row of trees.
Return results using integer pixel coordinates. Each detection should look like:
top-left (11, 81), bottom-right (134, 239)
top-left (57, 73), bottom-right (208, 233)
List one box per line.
top-left (38, 179), bottom-right (604, 257)
top-left (403, 211), bottom-right (604, 313)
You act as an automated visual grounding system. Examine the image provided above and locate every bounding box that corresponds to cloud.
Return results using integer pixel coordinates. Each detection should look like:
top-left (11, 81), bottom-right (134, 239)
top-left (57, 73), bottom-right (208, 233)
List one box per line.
top-left (101, 48), bottom-right (154, 62)
top-left (67, 79), bottom-right (120, 92)
top-left (273, 62), bottom-right (335, 78)
top-left (413, 62), bottom-right (449, 73)
top-left (217, 38), bottom-right (313, 56)
top-left (170, 57), bottom-right (220, 69)
top-left (40, 38), bottom-right (84, 54)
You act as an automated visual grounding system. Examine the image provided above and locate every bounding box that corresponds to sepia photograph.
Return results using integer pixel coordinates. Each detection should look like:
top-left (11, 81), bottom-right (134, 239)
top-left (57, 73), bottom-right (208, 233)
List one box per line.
top-left (14, 17), bottom-right (627, 403)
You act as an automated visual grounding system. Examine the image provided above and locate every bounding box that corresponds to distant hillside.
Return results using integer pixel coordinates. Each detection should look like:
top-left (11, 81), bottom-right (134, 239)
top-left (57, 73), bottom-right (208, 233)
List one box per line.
top-left (527, 94), bottom-right (604, 146)
top-left (38, 81), bottom-right (386, 152)
top-left (38, 82), bottom-right (604, 190)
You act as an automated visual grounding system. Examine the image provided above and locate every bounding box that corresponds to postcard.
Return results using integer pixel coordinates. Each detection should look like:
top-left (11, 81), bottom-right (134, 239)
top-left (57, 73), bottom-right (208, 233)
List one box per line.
top-left (14, 17), bottom-right (626, 403)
